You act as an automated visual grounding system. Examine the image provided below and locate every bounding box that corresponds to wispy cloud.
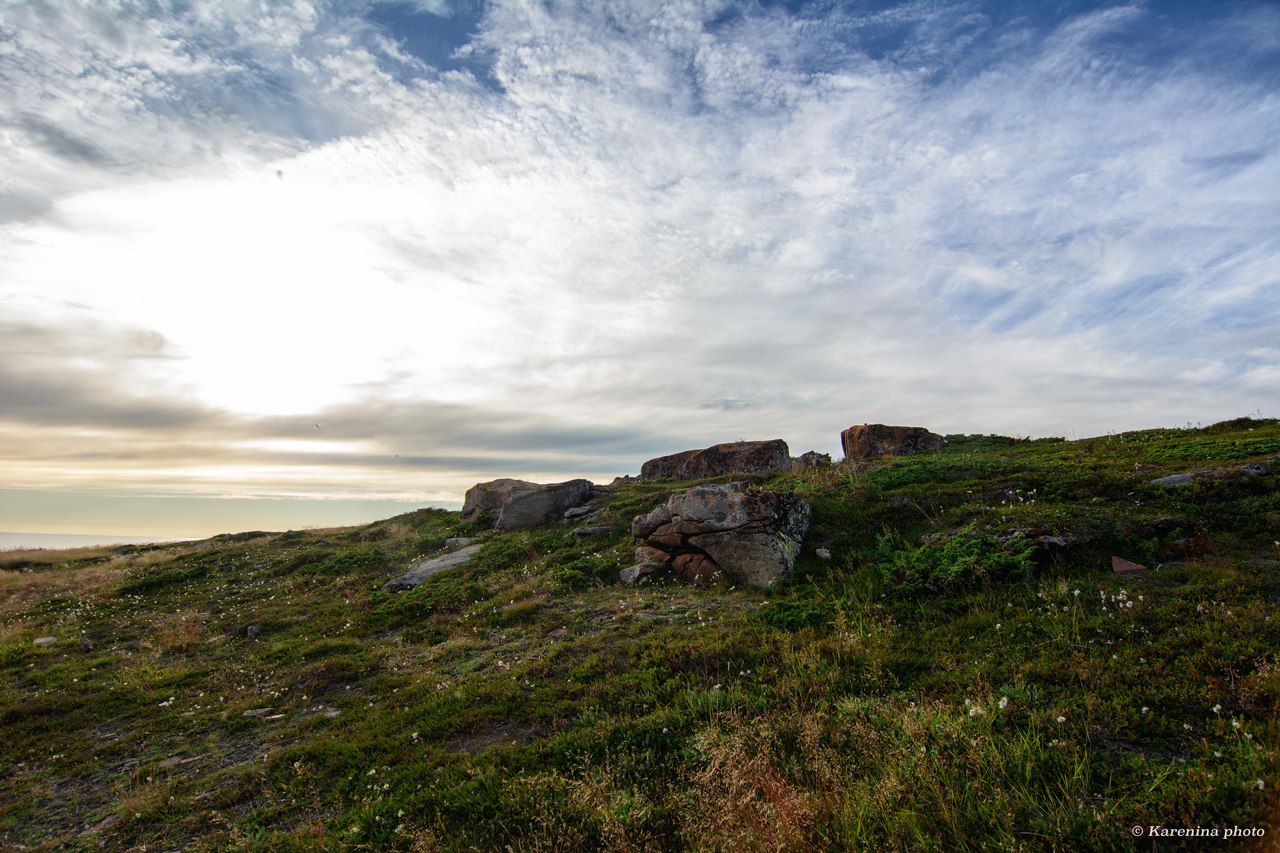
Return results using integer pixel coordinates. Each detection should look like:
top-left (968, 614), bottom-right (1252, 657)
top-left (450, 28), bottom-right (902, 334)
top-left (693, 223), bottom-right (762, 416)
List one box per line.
top-left (1, 1), bottom-right (1277, 530)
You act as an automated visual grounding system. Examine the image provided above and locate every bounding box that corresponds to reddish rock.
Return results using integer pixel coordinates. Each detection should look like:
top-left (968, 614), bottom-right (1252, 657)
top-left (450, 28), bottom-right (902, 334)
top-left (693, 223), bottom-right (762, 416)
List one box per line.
top-left (1112, 556), bottom-right (1148, 573)
top-left (672, 552), bottom-right (719, 582)
top-left (840, 424), bottom-right (943, 461)
top-left (640, 440), bottom-right (790, 481)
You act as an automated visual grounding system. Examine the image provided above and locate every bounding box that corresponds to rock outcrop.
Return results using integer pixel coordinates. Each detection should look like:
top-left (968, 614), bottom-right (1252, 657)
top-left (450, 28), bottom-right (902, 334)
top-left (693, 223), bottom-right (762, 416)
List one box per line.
top-left (639, 440), bottom-right (791, 481)
top-left (790, 451), bottom-right (833, 472)
top-left (461, 478), bottom-right (594, 529)
top-left (1149, 457), bottom-right (1275, 488)
top-left (840, 424), bottom-right (943, 461)
top-left (383, 544), bottom-right (482, 591)
top-left (628, 484), bottom-right (811, 587)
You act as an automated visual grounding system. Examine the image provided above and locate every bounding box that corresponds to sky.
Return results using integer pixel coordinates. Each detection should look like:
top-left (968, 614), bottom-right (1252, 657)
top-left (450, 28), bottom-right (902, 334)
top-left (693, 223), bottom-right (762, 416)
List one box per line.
top-left (1, 0), bottom-right (1277, 538)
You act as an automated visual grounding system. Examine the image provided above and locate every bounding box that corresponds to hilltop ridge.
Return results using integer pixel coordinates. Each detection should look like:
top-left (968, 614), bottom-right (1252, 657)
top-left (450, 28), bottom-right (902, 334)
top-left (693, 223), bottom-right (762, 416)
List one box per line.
top-left (1, 418), bottom-right (1277, 849)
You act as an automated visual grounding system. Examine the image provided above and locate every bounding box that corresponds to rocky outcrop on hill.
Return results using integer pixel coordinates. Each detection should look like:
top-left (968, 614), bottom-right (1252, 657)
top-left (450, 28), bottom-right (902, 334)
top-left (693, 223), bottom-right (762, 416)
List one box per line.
top-left (790, 451), bottom-right (833, 472)
top-left (627, 484), bottom-right (811, 587)
top-left (461, 478), bottom-right (594, 530)
top-left (383, 544), bottom-right (482, 591)
top-left (1149, 457), bottom-right (1275, 488)
top-left (639, 439), bottom-right (791, 481)
top-left (841, 424), bottom-right (943, 461)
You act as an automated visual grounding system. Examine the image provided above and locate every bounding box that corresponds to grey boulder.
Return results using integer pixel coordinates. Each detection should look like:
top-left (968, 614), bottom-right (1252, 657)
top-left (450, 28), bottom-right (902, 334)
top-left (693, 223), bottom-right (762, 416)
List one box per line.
top-left (461, 478), bottom-right (594, 529)
top-left (632, 484), bottom-right (811, 588)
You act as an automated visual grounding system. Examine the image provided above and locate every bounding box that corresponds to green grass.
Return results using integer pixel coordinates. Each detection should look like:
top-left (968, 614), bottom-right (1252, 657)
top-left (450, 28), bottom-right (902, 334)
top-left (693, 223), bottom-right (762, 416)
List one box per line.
top-left (1, 418), bottom-right (1277, 849)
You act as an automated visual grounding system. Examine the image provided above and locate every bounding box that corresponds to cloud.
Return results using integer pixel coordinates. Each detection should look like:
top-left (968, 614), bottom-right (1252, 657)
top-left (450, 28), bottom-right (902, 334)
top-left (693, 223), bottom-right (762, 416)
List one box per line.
top-left (0, 1), bottom-right (1277, 524)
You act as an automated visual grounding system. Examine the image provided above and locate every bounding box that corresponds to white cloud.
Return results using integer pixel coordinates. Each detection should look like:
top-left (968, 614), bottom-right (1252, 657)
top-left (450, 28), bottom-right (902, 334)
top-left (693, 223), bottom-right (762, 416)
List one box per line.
top-left (0, 0), bottom-right (1277, 521)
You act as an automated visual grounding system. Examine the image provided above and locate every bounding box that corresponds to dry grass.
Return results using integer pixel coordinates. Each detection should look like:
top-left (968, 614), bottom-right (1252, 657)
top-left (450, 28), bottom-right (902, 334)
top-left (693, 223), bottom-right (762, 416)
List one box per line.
top-left (153, 611), bottom-right (205, 653)
top-left (0, 545), bottom-right (118, 567)
top-left (685, 716), bottom-right (821, 852)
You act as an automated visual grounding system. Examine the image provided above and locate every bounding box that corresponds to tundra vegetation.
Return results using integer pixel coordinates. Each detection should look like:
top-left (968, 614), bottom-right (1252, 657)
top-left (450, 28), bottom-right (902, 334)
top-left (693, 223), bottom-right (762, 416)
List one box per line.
top-left (1, 418), bottom-right (1278, 850)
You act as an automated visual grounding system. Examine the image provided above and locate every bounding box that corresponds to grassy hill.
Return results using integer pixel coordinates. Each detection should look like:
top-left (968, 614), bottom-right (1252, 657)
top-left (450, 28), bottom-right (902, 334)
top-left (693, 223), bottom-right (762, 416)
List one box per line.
top-left (2, 418), bottom-right (1278, 850)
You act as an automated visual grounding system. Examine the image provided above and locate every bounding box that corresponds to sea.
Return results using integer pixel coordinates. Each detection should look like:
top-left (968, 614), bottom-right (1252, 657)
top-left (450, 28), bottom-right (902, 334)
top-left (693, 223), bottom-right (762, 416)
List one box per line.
top-left (0, 531), bottom-right (197, 551)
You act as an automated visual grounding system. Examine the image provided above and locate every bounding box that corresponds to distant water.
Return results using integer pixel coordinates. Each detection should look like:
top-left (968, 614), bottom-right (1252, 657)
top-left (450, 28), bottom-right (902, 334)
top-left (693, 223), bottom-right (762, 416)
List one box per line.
top-left (0, 531), bottom-right (196, 551)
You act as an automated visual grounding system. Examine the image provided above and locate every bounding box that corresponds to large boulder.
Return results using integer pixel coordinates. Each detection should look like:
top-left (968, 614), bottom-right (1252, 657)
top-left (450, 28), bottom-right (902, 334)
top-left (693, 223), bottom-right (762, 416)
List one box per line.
top-left (631, 484), bottom-right (811, 587)
top-left (840, 424), bottom-right (943, 461)
top-left (639, 439), bottom-right (791, 481)
top-left (461, 478), bottom-right (594, 530)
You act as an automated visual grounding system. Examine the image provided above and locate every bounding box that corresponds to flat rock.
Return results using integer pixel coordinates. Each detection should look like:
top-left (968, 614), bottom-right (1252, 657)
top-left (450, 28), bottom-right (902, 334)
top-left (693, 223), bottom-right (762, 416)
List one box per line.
top-left (383, 544), bottom-right (483, 592)
top-left (33, 636), bottom-right (57, 646)
top-left (1112, 556), bottom-right (1148, 573)
top-left (619, 564), bottom-right (659, 584)
top-left (443, 537), bottom-right (473, 552)
top-left (572, 526), bottom-right (612, 536)
top-left (640, 439), bottom-right (791, 481)
top-left (1150, 472), bottom-right (1200, 487)
top-left (841, 424), bottom-right (943, 460)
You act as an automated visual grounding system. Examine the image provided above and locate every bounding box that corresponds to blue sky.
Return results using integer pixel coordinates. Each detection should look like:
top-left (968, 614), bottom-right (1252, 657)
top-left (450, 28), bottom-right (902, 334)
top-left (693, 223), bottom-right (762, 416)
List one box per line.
top-left (1, 0), bottom-right (1277, 536)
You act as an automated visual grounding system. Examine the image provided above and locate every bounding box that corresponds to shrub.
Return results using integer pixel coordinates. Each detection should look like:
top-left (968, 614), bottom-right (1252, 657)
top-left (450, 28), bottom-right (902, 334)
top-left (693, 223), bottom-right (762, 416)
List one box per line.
top-left (872, 527), bottom-right (1034, 597)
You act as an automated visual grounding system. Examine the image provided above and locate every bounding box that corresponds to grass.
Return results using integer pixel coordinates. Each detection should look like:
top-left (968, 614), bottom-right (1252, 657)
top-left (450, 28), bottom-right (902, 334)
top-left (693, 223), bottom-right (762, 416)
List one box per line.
top-left (1, 419), bottom-right (1277, 849)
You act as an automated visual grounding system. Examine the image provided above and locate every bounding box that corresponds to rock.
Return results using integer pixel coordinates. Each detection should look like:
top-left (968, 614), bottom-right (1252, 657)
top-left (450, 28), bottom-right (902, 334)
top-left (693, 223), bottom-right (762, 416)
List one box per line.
top-left (631, 505), bottom-right (673, 539)
top-left (547, 627), bottom-right (568, 638)
top-left (573, 526), bottom-right (612, 537)
top-left (816, 548), bottom-right (831, 560)
top-left (1112, 556), bottom-right (1148, 573)
top-left (639, 439), bottom-right (791, 481)
top-left (242, 708), bottom-right (275, 717)
top-left (611, 474), bottom-right (639, 485)
top-left (245, 625), bottom-right (262, 638)
top-left (79, 638), bottom-right (95, 652)
top-left (562, 505), bottom-right (595, 520)
top-left (840, 424), bottom-right (943, 461)
top-left (671, 552), bottom-right (719, 582)
top-left (619, 564), bottom-right (659, 584)
top-left (1242, 459), bottom-right (1274, 477)
top-left (443, 537), bottom-right (473, 552)
top-left (634, 545), bottom-right (671, 566)
top-left (790, 451), bottom-right (833, 472)
top-left (84, 814), bottom-right (121, 836)
top-left (1168, 535), bottom-right (1211, 557)
top-left (632, 484), bottom-right (811, 588)
top-left (461, 478), bottom-right (594, 529)
top-left (383, 544), bottom-right (483, 591)
top-left (33, 636), bottom-right (56, 647)
top-left (1150, 472), bottom-right (1200, 488)
top-left (1151, 458), bottom-right (1276, 488)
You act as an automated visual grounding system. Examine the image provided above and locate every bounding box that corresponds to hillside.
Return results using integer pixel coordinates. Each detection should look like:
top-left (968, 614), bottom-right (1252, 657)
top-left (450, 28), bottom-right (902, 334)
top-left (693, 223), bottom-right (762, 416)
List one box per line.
top-left (2, 418), bottom-right (1278, 850)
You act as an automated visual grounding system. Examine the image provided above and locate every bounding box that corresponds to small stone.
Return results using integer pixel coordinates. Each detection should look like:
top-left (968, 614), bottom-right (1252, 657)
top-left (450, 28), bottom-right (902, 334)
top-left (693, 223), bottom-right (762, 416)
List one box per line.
top-left (242, 707), bottom-right (275, 717)
top-left (547, 627), bottom-right (568, 638)
top-left (33, 636), bottom-right (56, 647)
top-left (443, 537), bottom-right (473, 552)
top-left (79, 638), bottom-right (95, 652)
top-left (573, 525), bottom-right (611, 536)
top-left (1112, 556), bottom-right (1148, 573)
top-left (85, 814), bottom-right (121, 835)
top-left (619, 564), bottom-right (658, 584)
top-left (815, 548), bottom-right (832, 560)
top-left (245, 625), bottom-right (262, 638)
